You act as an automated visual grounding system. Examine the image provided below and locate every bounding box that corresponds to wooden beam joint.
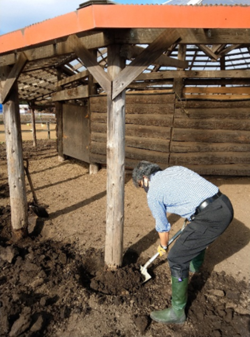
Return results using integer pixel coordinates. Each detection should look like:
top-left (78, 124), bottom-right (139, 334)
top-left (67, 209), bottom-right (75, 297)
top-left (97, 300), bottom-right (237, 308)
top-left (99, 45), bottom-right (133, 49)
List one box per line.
top-left (0, 52), bottom-right (27, 104)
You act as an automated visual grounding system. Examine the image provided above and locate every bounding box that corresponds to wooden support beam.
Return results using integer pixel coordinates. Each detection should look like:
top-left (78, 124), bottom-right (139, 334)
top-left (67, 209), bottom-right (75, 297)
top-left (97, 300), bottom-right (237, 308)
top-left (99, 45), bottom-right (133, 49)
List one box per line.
top-left (66, 34), bottom-right (111, 95)
top-left (0, 52), bottom-right (27, 104)
top-left (55, 102), bottom-right (64, 161)
top-left (114, 28), bottom-right (250, 45)
top-left (112, 28), bottom-right (182, 99)
top-left (217, 44), bottom-right (242, 58)
top-left (184, 87), bottom-right (250, 94)
top-left (136, 69), bottom-right (250, 81)
top-left (30, 104), bottom-right (37, 148)
top-left (120, 45), bottom-right (189, 69)
top-left (0, 29), bottom-right (249, 68)
top-left (51, 85), bottom-right (89, 101)
top-left (1, 67), bottom-right (28, 239)
top-left (88, 49), bottom-right (99, 175)
top-left (56, 70), bottom-right (65, 162)
top-left (56, 70), bottom-right (89, 87)
top-left (105, 44), bottom-right (126, 269)
top-left (197, 44), bottom-right (219, 60)
top-left (173, 44), bottom-right (186, 98)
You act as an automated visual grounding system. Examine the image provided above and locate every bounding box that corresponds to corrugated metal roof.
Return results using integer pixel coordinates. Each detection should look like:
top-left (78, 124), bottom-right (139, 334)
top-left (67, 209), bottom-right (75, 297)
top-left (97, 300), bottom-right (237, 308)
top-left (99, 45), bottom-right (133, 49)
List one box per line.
top-left (202, 0), bottom-right (250, 4)
top-left (162, 0), bottom-right (250, 4)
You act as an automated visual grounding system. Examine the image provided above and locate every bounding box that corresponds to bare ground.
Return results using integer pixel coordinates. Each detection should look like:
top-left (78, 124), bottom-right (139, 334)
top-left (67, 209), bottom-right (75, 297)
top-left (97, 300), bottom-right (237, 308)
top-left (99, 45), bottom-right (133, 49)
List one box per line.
top-left (0, 140), bottom-right (249, 337)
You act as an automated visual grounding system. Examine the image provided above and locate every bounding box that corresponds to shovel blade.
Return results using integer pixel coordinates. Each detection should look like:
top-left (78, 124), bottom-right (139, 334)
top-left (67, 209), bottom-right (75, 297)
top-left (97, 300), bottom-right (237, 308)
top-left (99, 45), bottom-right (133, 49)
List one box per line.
top-left (29, 204), bottom-right (49, 218)
top-left (140, 265), bottom-right (152, 284)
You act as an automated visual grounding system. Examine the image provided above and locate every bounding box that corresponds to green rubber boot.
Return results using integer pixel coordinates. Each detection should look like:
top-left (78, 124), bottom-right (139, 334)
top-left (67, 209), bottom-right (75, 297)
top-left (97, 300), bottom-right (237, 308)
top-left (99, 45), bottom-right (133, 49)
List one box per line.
top-left (189, 249), bottom-right (206, 273)
top-left (150, 277), bottom-right (188, 324)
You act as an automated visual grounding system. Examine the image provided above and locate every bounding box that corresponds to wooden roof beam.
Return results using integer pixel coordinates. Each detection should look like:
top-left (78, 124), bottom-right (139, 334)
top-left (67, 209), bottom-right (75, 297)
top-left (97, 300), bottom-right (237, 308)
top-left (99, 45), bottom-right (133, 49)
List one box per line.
top-left (56, 70), bottom-right (89, 87)
top-left (67, 34), bottom-right (111, 95)
top-left (136, 69), bottom-right (250, 81)
top-left (0, 52), bottom-right (27, 103)
top-left (120, 45), bottom-right (189, 69)
top-left (114, 29), bottom-right (250, 46)
top-left (112, 28), bottom-right (184, 99)
top-left (217, 44), bottom-right (242, 58)
top-left (197, 45), bottom-right (219, 61)
top-left (51, 85), bottom-right (89, 101)
top-left (1, 29), bottom-right (249, 68)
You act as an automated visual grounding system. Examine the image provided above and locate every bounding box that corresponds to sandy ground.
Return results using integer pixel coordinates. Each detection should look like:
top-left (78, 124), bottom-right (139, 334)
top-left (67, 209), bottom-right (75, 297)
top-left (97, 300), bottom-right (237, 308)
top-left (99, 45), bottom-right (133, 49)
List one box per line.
top-left (0, 139), bottom-right (249, 337)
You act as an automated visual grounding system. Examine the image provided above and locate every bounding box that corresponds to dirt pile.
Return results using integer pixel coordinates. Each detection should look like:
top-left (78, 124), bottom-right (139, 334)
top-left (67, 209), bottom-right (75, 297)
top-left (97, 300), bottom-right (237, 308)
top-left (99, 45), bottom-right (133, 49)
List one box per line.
top-left (0, 207), bottom-right (249, 337)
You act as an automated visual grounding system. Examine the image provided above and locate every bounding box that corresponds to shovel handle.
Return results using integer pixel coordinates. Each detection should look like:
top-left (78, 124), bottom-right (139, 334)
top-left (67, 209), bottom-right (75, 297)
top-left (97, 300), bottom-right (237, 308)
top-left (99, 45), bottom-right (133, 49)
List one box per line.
top-left (142, 226), bottom-right (185, 270)
top-left (142, 252), bottom-right (160, 270)
top-left (24, 159), bottom-right (38, 204)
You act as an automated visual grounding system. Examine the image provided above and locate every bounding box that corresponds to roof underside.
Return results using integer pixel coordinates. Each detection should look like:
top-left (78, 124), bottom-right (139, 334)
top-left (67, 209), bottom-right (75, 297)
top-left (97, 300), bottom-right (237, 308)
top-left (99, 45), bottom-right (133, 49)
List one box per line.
top-left (0, 4), bottom-right (250, 106)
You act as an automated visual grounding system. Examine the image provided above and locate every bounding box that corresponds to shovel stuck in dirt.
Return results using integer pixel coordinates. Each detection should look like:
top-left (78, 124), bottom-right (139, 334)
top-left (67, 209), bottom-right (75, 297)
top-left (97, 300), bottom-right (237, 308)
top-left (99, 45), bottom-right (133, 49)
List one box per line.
top-left (140, 222), bottom-right (186, 283)
top-left (24, 158), bottom-right (49, 218)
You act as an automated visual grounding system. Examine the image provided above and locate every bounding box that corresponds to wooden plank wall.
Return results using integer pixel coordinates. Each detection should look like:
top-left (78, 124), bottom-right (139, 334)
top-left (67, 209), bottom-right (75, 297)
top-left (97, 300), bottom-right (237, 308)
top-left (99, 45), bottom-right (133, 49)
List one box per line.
top-left (89, 93), bottom-right (250, 176)
top-left (90, 93), bottom-right (175, 168)
top-left (172, 100), bottom-right (250, 176)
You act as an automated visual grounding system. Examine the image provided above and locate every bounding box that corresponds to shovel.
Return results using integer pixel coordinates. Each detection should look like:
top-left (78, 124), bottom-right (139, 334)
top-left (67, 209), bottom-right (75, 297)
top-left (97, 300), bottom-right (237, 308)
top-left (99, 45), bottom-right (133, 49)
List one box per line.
top-left (24, 158), bottom-right (49, 218)
top-left (140, 222), bottom-right (186, 283)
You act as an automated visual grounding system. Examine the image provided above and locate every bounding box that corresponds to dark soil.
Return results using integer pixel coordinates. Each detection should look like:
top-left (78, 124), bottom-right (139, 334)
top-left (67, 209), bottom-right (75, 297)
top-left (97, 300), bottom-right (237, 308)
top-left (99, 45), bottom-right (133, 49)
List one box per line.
top-left (0, 140), bottom-right (249, 337)
top-left (0, 206), bottom-right (249, 337)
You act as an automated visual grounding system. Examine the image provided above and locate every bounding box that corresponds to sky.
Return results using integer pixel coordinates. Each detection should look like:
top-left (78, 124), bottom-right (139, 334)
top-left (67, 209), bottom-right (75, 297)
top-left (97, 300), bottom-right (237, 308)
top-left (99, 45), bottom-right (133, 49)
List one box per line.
top-left (0, 0), bottom-right (167, 35)
top-left (1, 0), bottom-right (247, 35)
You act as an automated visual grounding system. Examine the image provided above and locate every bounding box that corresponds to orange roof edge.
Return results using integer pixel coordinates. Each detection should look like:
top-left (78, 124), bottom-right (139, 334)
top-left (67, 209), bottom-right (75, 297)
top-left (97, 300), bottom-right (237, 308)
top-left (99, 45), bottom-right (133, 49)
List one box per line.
top-left (0, 5), bottom-right (250, 55)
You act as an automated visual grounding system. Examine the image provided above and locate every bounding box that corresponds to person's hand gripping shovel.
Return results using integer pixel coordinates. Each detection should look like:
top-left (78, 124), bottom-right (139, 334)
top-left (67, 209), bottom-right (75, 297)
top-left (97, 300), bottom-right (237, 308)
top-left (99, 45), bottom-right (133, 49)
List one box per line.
top-left (140, 221), bottom-right (186, 284)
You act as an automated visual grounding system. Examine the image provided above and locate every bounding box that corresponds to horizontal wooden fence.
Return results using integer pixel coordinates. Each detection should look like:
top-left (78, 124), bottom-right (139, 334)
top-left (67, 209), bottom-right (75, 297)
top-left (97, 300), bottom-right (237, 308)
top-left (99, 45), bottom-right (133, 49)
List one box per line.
top-left (89, 93), bottom-right (250, 176)
top-left (0, 113), bottom-right (56, 142)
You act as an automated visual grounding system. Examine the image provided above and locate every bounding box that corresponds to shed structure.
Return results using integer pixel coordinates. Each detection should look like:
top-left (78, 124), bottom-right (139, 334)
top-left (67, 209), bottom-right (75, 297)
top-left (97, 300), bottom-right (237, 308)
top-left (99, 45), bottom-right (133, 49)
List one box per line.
top-left (0, 2), bottom-right (250, 267)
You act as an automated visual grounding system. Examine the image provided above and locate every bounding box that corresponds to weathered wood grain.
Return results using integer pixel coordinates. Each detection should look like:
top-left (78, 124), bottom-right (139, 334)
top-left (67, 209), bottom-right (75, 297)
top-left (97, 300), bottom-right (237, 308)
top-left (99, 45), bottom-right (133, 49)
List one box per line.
top-left (91, 122), bottom-right (171, 139)
top-left (112, 29), bottom-right (182, 99)
top-left (91, 133), bottom-right (169, 153)
top-left (1, 52), bottom-right (27, 104)
top-left (170, 141), bottom-right (250, 153)
top-left (172, 128), bottom-right (250, 143)
top-left (67, 34), bottom-right (111, 95)
top-left (3, 79), bottom-right (28, 233)
top-left (170, 152), bottom-right (250, 165)
top-left (175, 108), bottom-right (250, 119)
top-left (91, 113), bottom-right (173, 127)
top-left (175, 100), bottom-right (250, 109)
top-left (52, 85), bottom-right (89, 101)
top-left (174, 118), bottom-right (250, 131)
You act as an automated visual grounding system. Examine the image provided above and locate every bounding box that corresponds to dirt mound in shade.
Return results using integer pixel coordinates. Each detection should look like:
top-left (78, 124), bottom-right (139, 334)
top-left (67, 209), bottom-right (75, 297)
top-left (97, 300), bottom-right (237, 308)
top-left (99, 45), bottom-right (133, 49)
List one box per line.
top-left (90, 264), bottom-right (143, 295)
top-left (0, 208), bottom-right (249, 337)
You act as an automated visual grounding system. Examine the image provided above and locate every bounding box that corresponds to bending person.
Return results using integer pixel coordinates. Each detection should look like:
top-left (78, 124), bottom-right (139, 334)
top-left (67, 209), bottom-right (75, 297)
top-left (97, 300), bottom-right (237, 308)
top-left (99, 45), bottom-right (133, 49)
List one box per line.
top-left (132, 161), bottom-right (234, 325)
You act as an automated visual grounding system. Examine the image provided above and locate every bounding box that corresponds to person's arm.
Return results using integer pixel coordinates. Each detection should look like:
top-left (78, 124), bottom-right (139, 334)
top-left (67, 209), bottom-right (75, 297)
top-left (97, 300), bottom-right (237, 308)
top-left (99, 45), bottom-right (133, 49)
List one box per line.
top-left (147, 195), bottom-right (171, 233)
top-left (158, 231), bottom-right (169, 248)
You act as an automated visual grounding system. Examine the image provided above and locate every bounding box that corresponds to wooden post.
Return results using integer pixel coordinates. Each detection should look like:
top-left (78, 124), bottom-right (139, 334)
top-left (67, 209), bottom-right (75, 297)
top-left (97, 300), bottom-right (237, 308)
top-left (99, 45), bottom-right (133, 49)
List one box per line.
top-left (220, 56), bottom-right (225, 87)
top-left (2, 77), bottom-right (28, 239)
top-left (30, 104), bottom-right (37, 147)
top-left (88, 49), bottom-right (99, 175)
top-left (46, 122), bottom-right (50, 139)
top-left (56, 69), bottom-right (65, 161)
top-left (105, 44), bottom-right (126, 268)
top-left (174, 44), bottom-right (186, 99)
top-left (55, 102), bottom-right (64, 161)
